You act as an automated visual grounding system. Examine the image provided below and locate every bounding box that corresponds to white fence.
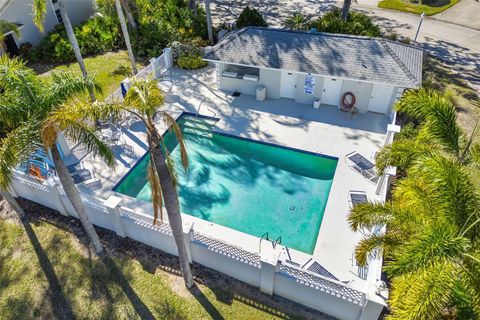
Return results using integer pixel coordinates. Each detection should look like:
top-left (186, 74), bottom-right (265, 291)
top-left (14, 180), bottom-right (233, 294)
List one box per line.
top-left (8, 169), bottom-right (385, 320)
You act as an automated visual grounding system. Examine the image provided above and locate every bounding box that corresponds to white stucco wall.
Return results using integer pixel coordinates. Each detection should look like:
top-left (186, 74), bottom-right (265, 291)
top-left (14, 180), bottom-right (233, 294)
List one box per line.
top-left (340, 79), bottom-right (374, 113)
top-left (219, 64), bottom-right (281, 99)
top-left (1, 0), bottom-right (94, 46)
top-left (294, 73), bottom-right (324, 105)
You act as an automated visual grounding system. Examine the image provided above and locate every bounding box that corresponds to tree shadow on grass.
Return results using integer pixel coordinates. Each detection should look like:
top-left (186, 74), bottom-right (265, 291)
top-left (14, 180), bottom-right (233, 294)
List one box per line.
top-left (100, 255), bottom-right (156, 320)
top-left (20, 217), bottom-right (76, 320)
top-left (189, 284), bottom-right (225, 320)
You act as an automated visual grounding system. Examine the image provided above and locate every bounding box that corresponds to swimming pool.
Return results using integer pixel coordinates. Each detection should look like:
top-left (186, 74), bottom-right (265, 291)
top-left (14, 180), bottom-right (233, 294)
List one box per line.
top-left (114, 115), bottom-right (338, 254)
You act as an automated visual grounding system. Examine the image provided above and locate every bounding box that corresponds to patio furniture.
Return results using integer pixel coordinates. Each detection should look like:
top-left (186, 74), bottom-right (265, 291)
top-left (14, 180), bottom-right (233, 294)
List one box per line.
top-left (302, 258), bottom-right (339, 281)
top-left (120, 136), bottom-right (136, 157)
top-left (101, 127), bottom-right (121, 146)
top-left (71, 168), bottom-right (94, 184)
top-left (345, 151), bottom-right (378, 182)
top-left (348, 190), bottom-right (368, 208)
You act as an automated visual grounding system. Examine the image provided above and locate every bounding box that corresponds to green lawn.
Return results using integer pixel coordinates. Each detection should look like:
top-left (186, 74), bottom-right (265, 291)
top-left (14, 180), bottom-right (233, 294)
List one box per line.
top-left (378, 0), bottom-right (460, 15)
top-left (0, 200), bottom-right (313, 320)
top-left (35, 51), bottom-right (145, 101)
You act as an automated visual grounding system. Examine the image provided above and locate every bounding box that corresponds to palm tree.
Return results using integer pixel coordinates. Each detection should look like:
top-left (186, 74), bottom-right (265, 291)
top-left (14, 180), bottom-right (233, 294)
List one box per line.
top-left (120, 0), bottom-right (137, 29)
top-left (188, 0), bottom-right (197, 15)
top-left (341, 0), bottom-right (352, 21)
top-left (94, 78), bottom-right (194, 287)
top-left (205, 0), bottom-right (213, 43)
top-left (31, 0), bottom-right (96, 101)
top-left (0, 55), bottom-right (115, 254)
top-left (348, 87), bottom-right (480, 318)
top-left (114, 0), bottom-right (138, 75)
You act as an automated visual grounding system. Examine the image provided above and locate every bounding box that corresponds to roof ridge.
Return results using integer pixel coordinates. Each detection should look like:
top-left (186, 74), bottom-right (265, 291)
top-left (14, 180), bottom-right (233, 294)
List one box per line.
top-left (247, 26), bottom-right (375, 41)
top-left (379, 39), bottom-right (420, 87)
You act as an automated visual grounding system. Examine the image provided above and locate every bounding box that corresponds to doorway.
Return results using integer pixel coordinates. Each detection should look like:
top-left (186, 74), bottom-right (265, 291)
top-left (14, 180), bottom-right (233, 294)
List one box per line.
top-left (280, 71), bottom-right (297, 99)
top-left (4, 34), bottom-right (20, 57)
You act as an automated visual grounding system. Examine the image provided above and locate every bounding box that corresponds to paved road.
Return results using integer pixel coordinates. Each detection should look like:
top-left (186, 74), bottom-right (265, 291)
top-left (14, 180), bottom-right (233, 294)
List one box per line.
top-left (209, 0), bottom-right (480, 88)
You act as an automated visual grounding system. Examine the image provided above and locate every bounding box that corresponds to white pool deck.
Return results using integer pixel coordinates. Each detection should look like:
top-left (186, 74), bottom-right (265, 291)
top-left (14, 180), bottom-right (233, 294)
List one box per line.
top-left (78, 65), bottom-right (390, 292)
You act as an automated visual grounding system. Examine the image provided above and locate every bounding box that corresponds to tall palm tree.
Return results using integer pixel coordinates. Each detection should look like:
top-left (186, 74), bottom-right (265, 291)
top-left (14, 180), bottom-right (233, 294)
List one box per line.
top-left (341, 0), bottom-right (352, 21)
top-left (0, 55), bottom-right (115, 254)
top-left (205, 0), bottom-right (213, 43)
top-left (114, 0), bottom-right (138, 75)
top-left (94, 78), bottom-right (194, 287)
top-left (348, 87), bottom-right (480, 318)
top-left (120, 0), bottom-right (137, 29)
top-left (31, 0), bottom-right (96, 101)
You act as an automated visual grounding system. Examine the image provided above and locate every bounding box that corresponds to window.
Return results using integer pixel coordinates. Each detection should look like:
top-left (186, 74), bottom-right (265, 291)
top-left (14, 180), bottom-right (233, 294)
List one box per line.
top-left (55, 9), bottom-right (63, 23)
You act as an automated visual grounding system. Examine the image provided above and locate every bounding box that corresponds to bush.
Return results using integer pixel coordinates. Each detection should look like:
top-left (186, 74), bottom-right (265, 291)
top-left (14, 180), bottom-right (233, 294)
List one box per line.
top-left (236, 6), bottom-right (267, 29)
top-left (129, 0), bottom-right (207, 57)
top-left (28, 16), bottom-right (122, 62)
top-left (176, 54), bottom-right (208, 70)
top-left (308, 9), bottom-right (381, 37)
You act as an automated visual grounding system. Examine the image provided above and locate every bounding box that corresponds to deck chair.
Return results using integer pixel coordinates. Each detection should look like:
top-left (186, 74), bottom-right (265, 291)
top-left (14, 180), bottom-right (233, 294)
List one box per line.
top-left (345, 151), bottom-right (378, 182)
top-left (348, 190), bottom-right (368, 208)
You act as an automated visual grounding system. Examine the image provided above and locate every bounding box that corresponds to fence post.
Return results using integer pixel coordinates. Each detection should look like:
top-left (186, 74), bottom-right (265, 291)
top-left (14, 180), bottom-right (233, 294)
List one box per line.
top-left (105, 195), bottom-right (125, 237)
top-left (375, 166), bottom-right (396, 196)
top-left (163, 47), bottom-right (173, 69)
top-left (182, 222), bottom-right (194, 264)
top-left (259, 242), bottom-right (281, 295)
top-left (46, 177), bottom-right (69, 216)
top-left (358, 285), bottom-right (387, 320)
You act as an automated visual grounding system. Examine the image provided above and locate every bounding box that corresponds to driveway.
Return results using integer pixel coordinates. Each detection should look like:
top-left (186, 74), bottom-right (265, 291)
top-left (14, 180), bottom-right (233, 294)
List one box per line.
top-left (433, 0), bottom-right (480, 30)
top-left (208, 0), bottom-right (480, 87)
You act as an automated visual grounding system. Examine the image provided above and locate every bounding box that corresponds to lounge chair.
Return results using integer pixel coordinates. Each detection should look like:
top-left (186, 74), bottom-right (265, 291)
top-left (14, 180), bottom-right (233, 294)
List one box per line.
top-left (345, 151), bottom-right (378, 182)
top-left (348, 190), bottom-right (368, 208)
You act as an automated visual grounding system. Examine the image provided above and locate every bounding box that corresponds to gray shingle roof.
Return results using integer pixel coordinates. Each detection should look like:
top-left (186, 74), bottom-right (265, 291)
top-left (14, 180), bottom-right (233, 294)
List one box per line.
top-left (204, 27), bottom-right (423, 88)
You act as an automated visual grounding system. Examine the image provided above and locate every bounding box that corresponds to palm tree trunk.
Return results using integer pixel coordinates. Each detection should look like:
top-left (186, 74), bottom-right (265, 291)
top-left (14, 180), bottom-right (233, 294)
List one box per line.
top-left (51, 143), bottom-right (104, 254)
top-left (115, 0), bottom-right (138, 75)
top-left (120, 0), bottom-right (137, 29)
top-left (0, 188), bottom-right (25, 219)
top-left (341, 0), bottom-right (352, 21)
top-left (205, 0), bottom-right (213, 43)
top-left (57, 0), bottom-right (96, 102)
top-left (149, 133), bottom-right (194, 288)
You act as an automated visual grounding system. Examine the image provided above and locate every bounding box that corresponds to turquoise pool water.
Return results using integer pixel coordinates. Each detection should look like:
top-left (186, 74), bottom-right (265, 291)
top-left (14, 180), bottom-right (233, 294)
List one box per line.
top-left (114, 116), bottom-right (337, 254)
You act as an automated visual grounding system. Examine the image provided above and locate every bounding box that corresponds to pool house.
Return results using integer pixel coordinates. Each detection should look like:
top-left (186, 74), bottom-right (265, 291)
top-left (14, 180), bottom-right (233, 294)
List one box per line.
top-left (204, 27), bottom-right (422, 115)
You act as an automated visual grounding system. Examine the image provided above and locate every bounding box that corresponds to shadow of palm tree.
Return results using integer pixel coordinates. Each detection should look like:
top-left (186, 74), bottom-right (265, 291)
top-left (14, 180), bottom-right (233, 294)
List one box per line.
top-left (20, 217), bottom-right (76, 320)
top-left (189, 284), bottom-right (225, 320)
top-left (100, 255), bottom-right (156, 320)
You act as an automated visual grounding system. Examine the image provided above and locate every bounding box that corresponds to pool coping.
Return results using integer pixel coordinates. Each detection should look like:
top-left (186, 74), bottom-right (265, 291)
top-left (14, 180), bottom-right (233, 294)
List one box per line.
top-left (113, 111), bottom-right (339, 191)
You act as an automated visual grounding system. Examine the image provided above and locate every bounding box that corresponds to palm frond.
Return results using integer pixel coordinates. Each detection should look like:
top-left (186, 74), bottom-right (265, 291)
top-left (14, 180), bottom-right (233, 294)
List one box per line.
top-left (0, 122), bottom-right (42, 188)
top-left (46, 72), bottom-right (101, 106)
top-left (0, 55), bottom-right (40, 103)
top-left (387, 262), bottom-right (456, 320)
top-left (355, 232), bottom-right (401, 266)
top-left (148, 156), bottom-right (163, 224)
top-left (347, 201), bottom-right (393, 232)
top-left (385, 224), bottom-right (470, 276)
top-left (0, 20), bottom-right (20, 42)
top-left (162, 112), bottom-right (188, 170)
top-left (124, 79), bottom-right (165, 117)
top-left (31, 0), bottom-right (47, 31)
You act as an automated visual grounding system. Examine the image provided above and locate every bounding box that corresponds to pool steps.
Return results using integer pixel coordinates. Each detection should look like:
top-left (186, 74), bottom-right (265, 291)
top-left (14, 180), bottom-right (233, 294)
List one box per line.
top-left (182, 115), bottom-right (218, 138)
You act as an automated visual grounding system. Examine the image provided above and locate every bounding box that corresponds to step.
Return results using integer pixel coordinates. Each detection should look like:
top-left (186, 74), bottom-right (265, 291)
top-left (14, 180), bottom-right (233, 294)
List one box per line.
top-left (183, 116), bottom-right (218, 126)
top-left (183, 127), bottom-right (213, 138)
top-left (182, 122), bottom-right (212, 133)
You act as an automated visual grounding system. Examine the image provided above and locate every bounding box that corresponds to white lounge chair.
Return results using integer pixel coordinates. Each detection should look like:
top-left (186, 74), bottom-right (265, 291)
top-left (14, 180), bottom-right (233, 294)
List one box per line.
top-left (345, 151), bottom-right (378, 182)
top-left (348, 190), bottom-right (368, 208)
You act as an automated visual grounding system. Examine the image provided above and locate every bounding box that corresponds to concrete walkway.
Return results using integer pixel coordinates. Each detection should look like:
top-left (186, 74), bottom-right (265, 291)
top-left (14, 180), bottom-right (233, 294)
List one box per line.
top-left (209, 0), bottom-right (480, 87)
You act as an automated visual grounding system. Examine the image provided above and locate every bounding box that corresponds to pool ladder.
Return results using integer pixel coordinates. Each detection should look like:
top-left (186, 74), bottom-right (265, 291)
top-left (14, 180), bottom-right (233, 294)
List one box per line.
top-left (259, 232), bottom-right (282, 253)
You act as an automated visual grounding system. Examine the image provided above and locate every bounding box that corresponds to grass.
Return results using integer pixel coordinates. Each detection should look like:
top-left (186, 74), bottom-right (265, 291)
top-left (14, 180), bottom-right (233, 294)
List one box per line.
top-left (0, 201), bottom-right (312, 320)
top-left (32, 51), bottom-right (145, 101)
top-left (378, 0), bottom-right (460, 15)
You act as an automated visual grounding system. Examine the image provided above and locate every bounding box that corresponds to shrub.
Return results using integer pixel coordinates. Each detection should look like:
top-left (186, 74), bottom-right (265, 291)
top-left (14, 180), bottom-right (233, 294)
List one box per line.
top-left (283, 12), bottom-right (310, 31)
top-left (308, 9), bottom-right (381, 37)
top-left (176, 54), bottom-right (208, 70)
top-left (130, 0), bottom-right (207, 57)
top-left (28, 16), bottom-right (122, 62)
top-left (236, 6), bottom-right (267, 28)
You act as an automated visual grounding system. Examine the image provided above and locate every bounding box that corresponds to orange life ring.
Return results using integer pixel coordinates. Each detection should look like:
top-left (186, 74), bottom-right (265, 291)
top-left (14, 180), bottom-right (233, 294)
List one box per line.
top-left (29, 164), bottom-right (45, 180)
top-left (340, 92), bottom-right (356, 112)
